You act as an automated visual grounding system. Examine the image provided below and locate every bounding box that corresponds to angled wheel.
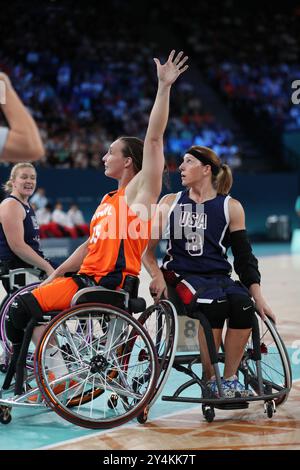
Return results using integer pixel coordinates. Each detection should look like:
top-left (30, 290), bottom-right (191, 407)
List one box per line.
top-left (242, 312), bottom-right (292, 406)
top-left (35, 304), bottom-right (158, 429)
top-left (0, 282), bottom-right (40, 371)
top-left (134, 299), bottom-right (178, 408)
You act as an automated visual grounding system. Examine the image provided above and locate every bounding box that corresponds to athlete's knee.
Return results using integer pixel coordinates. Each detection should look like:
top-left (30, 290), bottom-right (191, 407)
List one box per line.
top-left (227, 294), bottom-right (254, 329)
top-left (7, 292), bottom-right (44, 332)
top-left (5, 313), bottom-right (24, 344)
top-left (192, 299), bottom-right (230, 329)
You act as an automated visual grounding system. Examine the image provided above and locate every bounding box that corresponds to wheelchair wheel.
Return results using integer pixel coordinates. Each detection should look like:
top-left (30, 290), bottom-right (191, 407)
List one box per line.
top-left (135, 299), bottom-right (178, 408)
top-left (242, 313), bottom-right (292, 406)
top-left (0, 282), bottom-right (40, 371)
top-left (35, 303), bottom-right (159, 429)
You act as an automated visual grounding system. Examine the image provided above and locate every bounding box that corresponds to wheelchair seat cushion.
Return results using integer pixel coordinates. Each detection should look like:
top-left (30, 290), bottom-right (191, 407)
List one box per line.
top-left (71, 287), bottom-right (129, 310)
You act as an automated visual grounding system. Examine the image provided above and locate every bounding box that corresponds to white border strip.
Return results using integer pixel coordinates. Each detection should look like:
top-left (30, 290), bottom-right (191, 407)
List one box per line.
top-left (219, 195), bottom-right (231, 255)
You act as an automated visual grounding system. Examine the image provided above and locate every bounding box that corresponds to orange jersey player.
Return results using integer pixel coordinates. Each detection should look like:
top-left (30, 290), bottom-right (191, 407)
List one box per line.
top-left (8, 50), bottom-right (189, 316)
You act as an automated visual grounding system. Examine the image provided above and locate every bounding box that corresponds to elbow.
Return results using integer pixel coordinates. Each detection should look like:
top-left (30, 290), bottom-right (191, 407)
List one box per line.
top-left (142, 248), bottom-right (152, 264)
top-left (143, 244), bottom-right (156, 261)
top-left (7, 237), bottom-right (27, 254)
top-left (148, 137), bottom-right (163, 145)
top-left (22, 131), bottom-right (45, 161)
top-left (26, 140), bottom-right (45, 162)
top-left (7, 242), bottom-right (23, 256)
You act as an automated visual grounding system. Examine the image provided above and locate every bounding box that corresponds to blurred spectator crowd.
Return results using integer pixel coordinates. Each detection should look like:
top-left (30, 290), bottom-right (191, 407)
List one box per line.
top-left (31, 187), bottom-right (89, 238)
top-left (0, 0), bottom-right (242, 171)
top-left (163, 1), bottom-right (300, 133)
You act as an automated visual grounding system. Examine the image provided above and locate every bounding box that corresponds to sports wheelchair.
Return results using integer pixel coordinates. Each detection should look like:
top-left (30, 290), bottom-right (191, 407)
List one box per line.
top-left (136, 284), bottom-right (292, 423)
top-left (0, 274), bottom-right (292, 428)
top-left (0, 275), bottom-right (160, 429)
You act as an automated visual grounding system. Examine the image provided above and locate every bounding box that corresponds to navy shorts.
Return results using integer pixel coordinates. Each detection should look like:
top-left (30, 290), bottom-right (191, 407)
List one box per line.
top-left (163, 270), bottom-right (249, 305)
top-left (163, 270), bottom-right (254, 329)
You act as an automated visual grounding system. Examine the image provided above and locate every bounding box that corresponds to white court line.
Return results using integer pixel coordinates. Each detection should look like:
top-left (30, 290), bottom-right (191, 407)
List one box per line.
top-left (39, 378), bottom-right (300, 450)
top-left (38, 402), bottom-right (200, 450)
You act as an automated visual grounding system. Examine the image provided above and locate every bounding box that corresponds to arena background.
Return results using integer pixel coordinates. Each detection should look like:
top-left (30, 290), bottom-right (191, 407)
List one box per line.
top-left (0, 0), bottom-right (300, 452)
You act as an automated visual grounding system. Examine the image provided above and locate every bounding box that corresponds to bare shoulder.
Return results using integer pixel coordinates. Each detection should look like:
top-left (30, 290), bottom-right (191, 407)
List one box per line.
top-left (228, 197), bottom-right (246, 229)
top-left (0, 198), bottom-right (25, 218)
top-left (229, 197), bottom-right (244, 214)
top-left (159, 193), bottom-right (177, 207)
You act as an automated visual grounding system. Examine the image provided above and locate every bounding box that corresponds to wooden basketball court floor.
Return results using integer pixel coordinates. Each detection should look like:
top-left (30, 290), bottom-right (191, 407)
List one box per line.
top-left (0, 248), bottom-right (299, 450)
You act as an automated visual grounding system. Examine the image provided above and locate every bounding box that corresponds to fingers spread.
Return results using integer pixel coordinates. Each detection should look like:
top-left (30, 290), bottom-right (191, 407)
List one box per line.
top-left (174, 51), bottom-right (184, 64)
top-left (178, 64), bottom-right (189, 75)
top-left (178, 55), bottom-right (189, 68)
top-left (168, 50), bottom-right (176, 62)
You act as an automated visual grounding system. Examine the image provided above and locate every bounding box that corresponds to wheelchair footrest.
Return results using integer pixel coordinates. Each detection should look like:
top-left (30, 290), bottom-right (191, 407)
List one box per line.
top-left (214, 402), bottom-right (249, 410)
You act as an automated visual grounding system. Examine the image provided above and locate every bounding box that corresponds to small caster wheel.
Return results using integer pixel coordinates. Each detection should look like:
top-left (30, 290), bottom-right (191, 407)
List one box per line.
top-left (0, 364), bottom-right (8, 374)
top-left (265, 401), bottom-right (276, 419)
top-left (202, 405), bottom-right (215, 423)
top-left (137, 406), bottom-right (149, 424)
top-left (264, 383), bottom-right (272, 395)
top-left (0, 406), bottom-right (12, 424)
top-left (108, 393), bottom-right (118, 409)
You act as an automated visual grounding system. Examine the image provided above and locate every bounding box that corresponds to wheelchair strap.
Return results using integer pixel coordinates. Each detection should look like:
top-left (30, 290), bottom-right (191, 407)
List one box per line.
top-left (70, 273), bottom-right (97, 290)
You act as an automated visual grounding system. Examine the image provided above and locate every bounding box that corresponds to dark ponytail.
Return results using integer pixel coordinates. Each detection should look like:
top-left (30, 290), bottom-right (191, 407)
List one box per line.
top-left (119, 136), bottom-right (144, 174)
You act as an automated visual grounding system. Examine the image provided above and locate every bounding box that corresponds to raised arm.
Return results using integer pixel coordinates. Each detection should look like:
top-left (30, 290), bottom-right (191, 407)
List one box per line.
top-left (0, 72), bottom-right (44, 162)
top-left (126, 50), bottom-right (188, 208)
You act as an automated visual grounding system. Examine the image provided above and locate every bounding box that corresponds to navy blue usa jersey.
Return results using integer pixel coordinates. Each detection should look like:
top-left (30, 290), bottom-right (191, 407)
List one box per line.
top-left (162, 191), bottom-right (232, 275)
top-left (0, 195), bottom-right (42, 260)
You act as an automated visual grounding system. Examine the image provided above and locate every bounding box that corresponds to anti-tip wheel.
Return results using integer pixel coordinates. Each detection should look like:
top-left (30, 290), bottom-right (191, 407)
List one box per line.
top-left (202, 405), bottom-right (215, 423)
top-left (137, 407), bottom-right (149, 424)
top-left (0, 364), bottom-right (8, 374)
top-left (0, 406), bottom-right (12, 424)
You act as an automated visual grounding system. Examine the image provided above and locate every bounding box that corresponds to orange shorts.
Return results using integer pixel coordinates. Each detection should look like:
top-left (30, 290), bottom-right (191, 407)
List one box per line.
top-left (32, 277), bottom-right (79, 312)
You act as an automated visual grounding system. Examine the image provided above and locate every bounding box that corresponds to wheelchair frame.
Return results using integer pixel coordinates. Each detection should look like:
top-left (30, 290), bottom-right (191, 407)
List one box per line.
top-left (0, 283), bottom-right (159, 428)
top-left (0, 267), bottom-right (43, 372)
top-left (0, 272), bottom-right (292, 427)
top-left (139, 303), bottom-right (292, 423)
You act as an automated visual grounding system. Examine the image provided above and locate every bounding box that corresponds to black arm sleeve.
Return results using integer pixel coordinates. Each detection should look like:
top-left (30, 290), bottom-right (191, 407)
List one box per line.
top-left (230, 229), bottom-right (261, 288)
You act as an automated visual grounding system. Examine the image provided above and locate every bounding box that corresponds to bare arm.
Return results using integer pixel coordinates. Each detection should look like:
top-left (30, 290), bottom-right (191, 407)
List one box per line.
top-left (0, 200), bottom-right (53, 276)
top-left (0, 72), bottom-right (44, 162)
top-left (126, 50), bottom-right (188, 208)
top-left (143, 194), bottom-right (176, 301)
top-left (40, 238), bottom-right (90, 286)
top-left (229, 198), bottom-right (275, 322)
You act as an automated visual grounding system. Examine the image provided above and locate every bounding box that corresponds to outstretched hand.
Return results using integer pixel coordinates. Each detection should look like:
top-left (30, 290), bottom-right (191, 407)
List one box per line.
top-left (154, 50), bottom-right (189, 86)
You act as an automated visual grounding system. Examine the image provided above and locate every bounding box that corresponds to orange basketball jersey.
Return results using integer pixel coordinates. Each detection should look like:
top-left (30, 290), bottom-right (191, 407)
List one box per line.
top-left (79, 187), bottom-right (151, 287)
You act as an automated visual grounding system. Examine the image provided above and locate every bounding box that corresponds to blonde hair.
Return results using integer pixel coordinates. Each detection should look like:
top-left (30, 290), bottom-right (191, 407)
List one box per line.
top-left (187, 145), bottom-right (233, 195)
top-left (3, 163), bottom-right (36, 194)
